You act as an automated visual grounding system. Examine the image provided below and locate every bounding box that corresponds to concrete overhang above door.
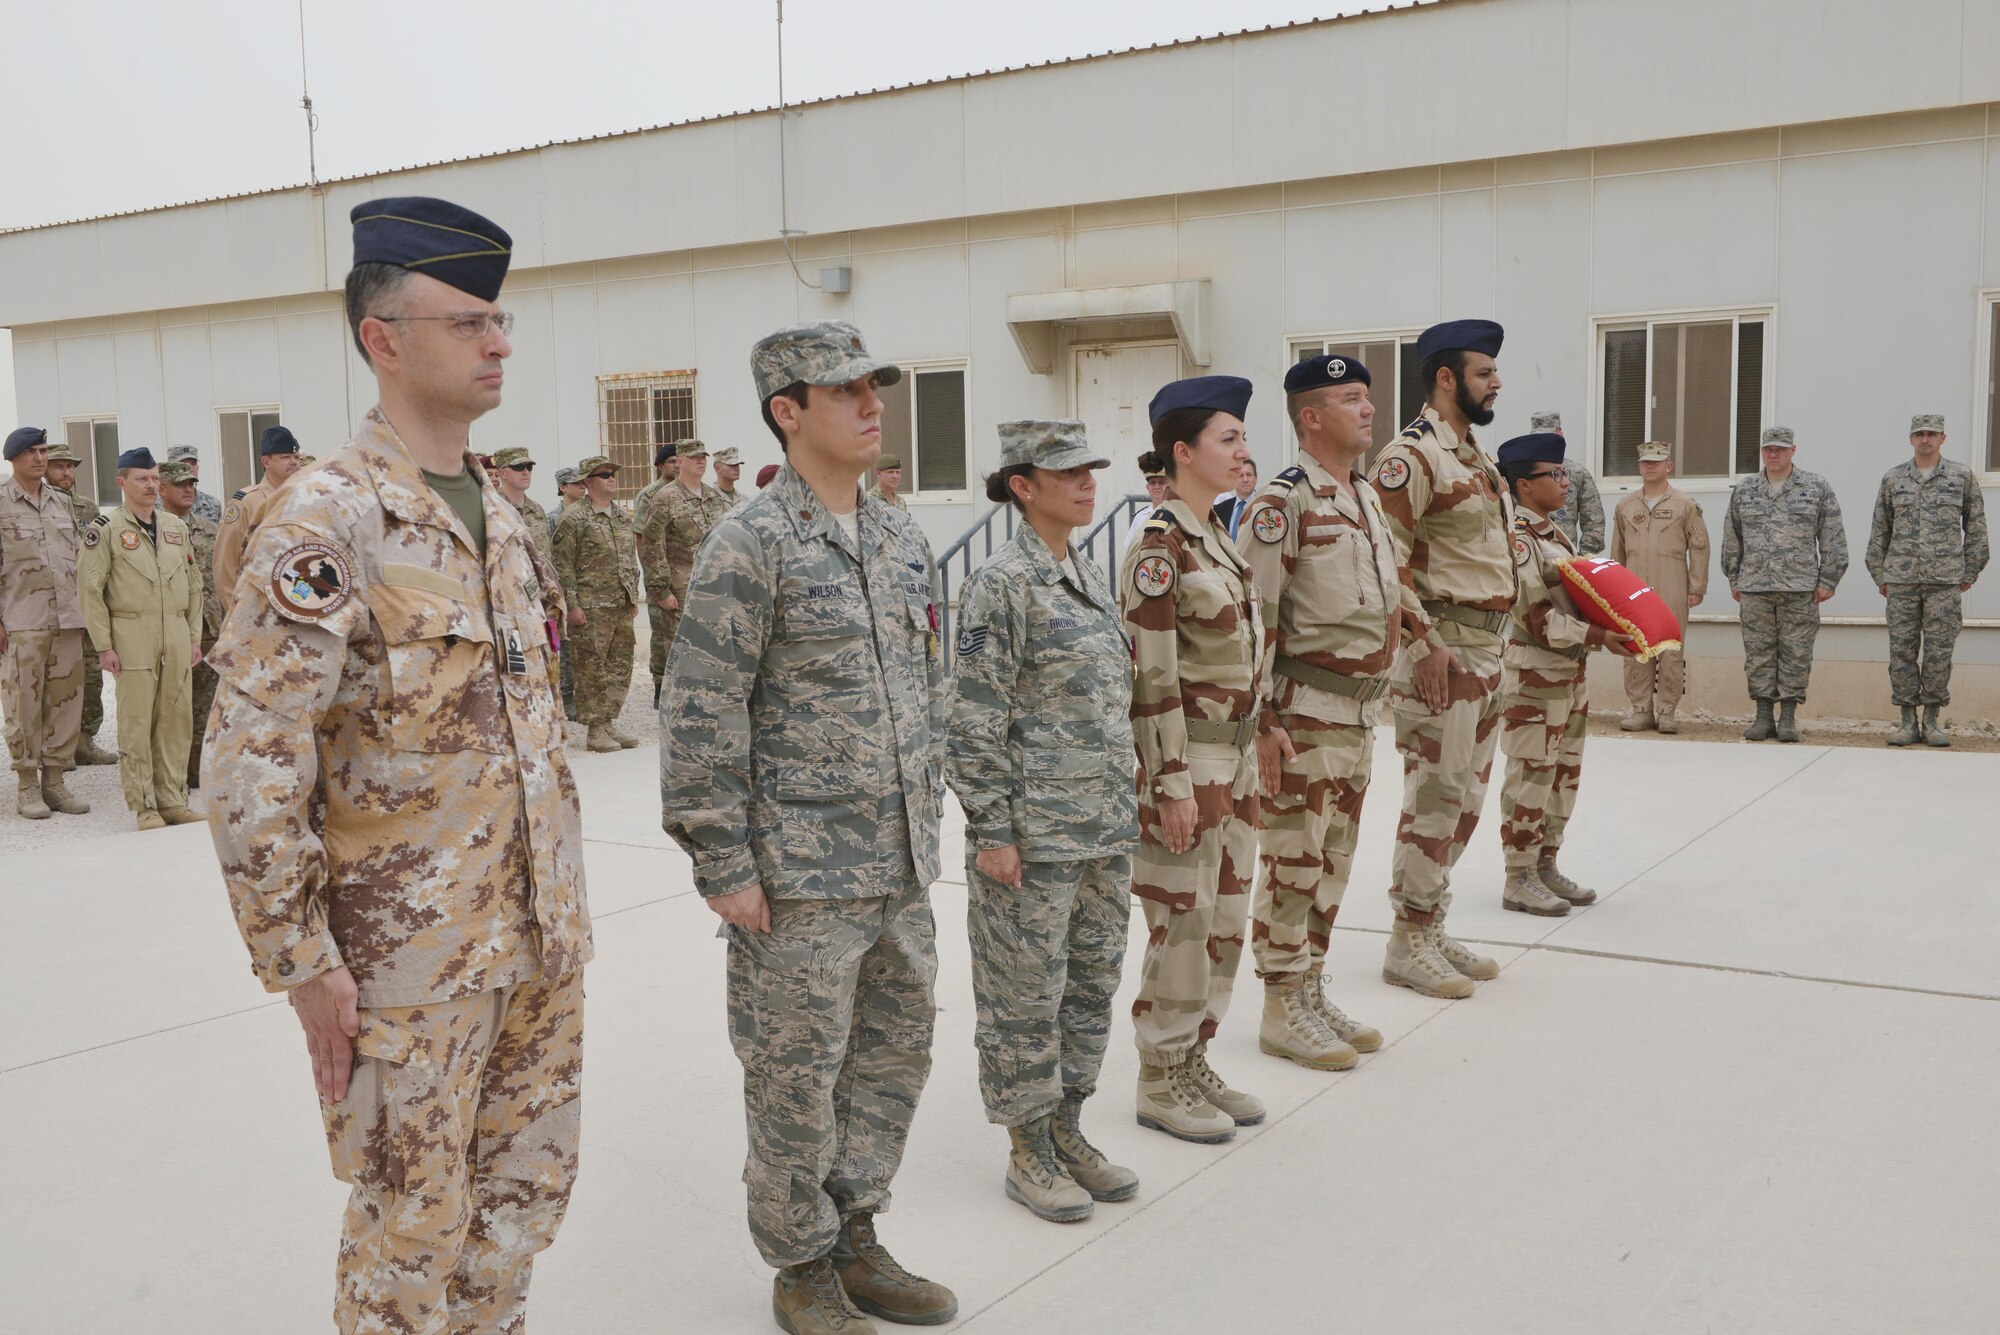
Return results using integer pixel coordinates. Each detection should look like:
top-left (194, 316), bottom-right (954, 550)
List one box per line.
top-left (1005, 280), bottom-right (1211, 375)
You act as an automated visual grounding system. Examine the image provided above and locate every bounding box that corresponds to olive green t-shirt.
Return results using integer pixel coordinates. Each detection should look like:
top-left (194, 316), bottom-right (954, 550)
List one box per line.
top-left (422, 466), bottom-right (487, 558)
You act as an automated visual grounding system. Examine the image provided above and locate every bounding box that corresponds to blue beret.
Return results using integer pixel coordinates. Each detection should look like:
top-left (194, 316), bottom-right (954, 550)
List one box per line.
top-left (1416, 319), bottom-right (1504, 363)
top-left (350, 196), bottom-right (513, 303)
top-left (654, 443), bottom-right (675, 467)
top-left (1284, 354), bottom-right (1372, 396)
top-left (4, 426), bottom-right (49, 460)
top-left (1495, 433), bottom-right (1567, 469)
top-left (1148, 375), bottom-right (1253, 426)
top-left (259, 425), bottom-right (300, 456)
top-left (115, 447), bottom-right (157, 470)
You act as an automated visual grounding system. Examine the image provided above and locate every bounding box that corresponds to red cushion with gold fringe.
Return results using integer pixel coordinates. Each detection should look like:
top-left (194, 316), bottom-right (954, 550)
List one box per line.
top-left (1556, 557), bottom-right (1683, 662)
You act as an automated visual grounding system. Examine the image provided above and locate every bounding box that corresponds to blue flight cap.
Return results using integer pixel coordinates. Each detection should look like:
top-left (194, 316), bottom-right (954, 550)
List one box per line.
top-left (259, 425), bottom-right (300, 456)
top-left (1284, 354), bottom-right (1372, 395)
top-left (1148, 375), bottom-right (1254, 426)
top-left (350, 196), bottom-right (513, 302)
top-left (654, 443), bottom-right (675, 467)
top-left (4, 426), bottom-right (49, 460)
top-left (1415, 319), bottom-right (1505, 363)
top-left (115, 447), bottom-right (157, 470)
top-left (1495, 433), bottom-right (1567, 469)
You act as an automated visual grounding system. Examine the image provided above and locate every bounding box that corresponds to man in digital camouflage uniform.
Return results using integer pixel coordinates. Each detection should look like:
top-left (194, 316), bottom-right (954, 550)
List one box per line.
top-left (1867, 413), bottom-right (1988, 747)
top-left (165, 444), bottom-right (224, 525)
top-left (1528, 411), bottom-right (1604, 553)
top-left (157, 459), bottom-right (224, 788)
top-left (553, 455), bottom-right (641, 752)
top-left (660, 321), bottom-right (956, 1335)
top-left (637, 437), bottom-right (728, 707)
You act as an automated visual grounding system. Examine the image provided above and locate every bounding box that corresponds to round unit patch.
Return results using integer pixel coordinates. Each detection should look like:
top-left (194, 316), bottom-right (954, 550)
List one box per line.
top-left (1375, 457), bottom-right (1412, 492)
top-left (1512, 533), bottom-right (1532, 564)
top-left (223, 502), bottom-right (243, 525)
top-left (267, 541), bottom-right (354, 622)
top-left (1251, 506), bottom-right (1289, 544)
top-left (1132, 554), bottom-right (1176, 598)
top-left (81, 526), bottom-right (102, 549)
top-left (119, 530), bottom-right (141, 549)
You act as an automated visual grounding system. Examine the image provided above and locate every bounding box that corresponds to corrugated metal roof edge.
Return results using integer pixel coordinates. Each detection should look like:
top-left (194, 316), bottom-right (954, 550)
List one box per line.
top-left (0, 2), bottom-right (1445, 237)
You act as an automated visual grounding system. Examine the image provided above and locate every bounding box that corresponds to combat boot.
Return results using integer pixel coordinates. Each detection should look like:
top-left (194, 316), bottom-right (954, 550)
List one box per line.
top-left (1259, 973), bottom-right (1358, 1071)
top-left (1429, 920), bottom-right (1500, 979)
top-left (16, 773), bottom-right (51, 820)
top-left (39, 768), bottom-right (90, 815)
top-left (73, 737), bottom-right (119, 765)
top-left (1922, 705), bottom-right (1951, 748)
top-left (773, 1257), bottom-right (876, 1335)
top-left (1052, 1095), bottom-right (1138, 1202)
top-left (1619, 709), bottom-right (1654, 731)
top-left (1537, 856), bottom-right (1597, 905)
top-left (833, 1213), bottom-right (957, 1326)
top-left (1304, 962), bottom-right (1381, 1052)
top-left (585, 725), bottom-right (622, 753)
top-left (1655, 703), bottom-right (1678, 734)
top-left (1888, 706), bottom-right (1919, 746)
top-left (136, 810), bottom-right (167, 831)
top-left (157, 806), bottom-right (204, 826)
top-left (1134, 1060), bottom-right (1234, 1143)
top-left (1775, 700), bottom-right (1801, 743)
top-left (1186, 1044), bottom-right (1265, 1126)
top-left (1503, 867), bottom-right (1570, 916)
top-left (651, 675), bottom-right (662, 709)
top-left (1382, 917), bottom-right (1472, 999)
top-left (1743, 700), bottom-right (1776, 741)
top-left (1003, 1115), bottom-right (1094, 1223)
top-left (607, 721), bottom-right (642, 748)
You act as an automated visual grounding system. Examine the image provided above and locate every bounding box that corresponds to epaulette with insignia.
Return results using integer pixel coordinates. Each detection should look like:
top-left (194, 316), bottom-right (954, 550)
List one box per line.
top-left (1142, 514), bottom-right (1174, 534)
top-left (1404, 415), bottom-right (1434, 436)
top-left (89, 514), bottom-right (108, 527)
top-left (231, 488), bottom-right (248, 500)
top-left (1271, 465), bottom-right (1307, 491)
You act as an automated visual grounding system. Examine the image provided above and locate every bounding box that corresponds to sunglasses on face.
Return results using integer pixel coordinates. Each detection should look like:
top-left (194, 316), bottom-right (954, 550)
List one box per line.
top-left (590, 471), bottom-right (616, 481)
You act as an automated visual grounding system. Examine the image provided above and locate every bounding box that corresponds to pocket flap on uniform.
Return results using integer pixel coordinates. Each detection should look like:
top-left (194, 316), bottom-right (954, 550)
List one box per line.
top-left (1023, 748), bottom-right (1101, 781)
top-left (368, 582), bottom-right (493, 645)
top-left (352, 1014), bottom-right (432, 1069)
top-left (380, 562), bottom-right (467, 599)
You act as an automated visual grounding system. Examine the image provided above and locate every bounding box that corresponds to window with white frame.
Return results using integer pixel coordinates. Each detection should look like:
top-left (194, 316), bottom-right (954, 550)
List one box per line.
top-left (219, 406), bottom-right (283, 496)
top-left (62, 417), bottom-right (120, 505)
top-left (1598, 312), bottom-right (1769, 479)
top-left (1984, 296), bottom-right (1998, 472)
top-left (878, 363), bottom-right (968, 494)
top-left (597, 371), bottom-right (697, 501)
top-left (1288, 333), bottom-right (1425, 463)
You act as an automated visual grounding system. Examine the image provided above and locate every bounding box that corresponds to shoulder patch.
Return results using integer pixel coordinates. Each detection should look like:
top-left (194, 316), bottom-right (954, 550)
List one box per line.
top-left (1250, 505), bottom-right (1289, 544)
top-left (1375, 456), bottom-right (1412, 492)
top-left (119, 530), bottom-right (141, 550)
top-left (1512, 532), bottom-right (1532, 565)
top-left (266, 540), bottom-right (355, 623)
top-left (223, 501), bottom-right (243, 525)
top-left (1271, 465), bottom-right (1307, 491)
top-left (1132, 553), bottom-right (1176, 598)
top-left (80, 525), bottom-right (102, 548)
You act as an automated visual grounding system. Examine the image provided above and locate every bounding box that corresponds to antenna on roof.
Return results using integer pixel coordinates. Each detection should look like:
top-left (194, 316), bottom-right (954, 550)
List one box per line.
top-left (298, 0), bottom-right (321, 190)
top-left (775, 1), bottom-right (822, 290)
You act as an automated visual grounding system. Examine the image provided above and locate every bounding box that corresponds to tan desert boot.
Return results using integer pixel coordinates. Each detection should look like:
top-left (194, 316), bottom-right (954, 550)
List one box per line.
top-left (1383, 917), bottom-right (1472, 999)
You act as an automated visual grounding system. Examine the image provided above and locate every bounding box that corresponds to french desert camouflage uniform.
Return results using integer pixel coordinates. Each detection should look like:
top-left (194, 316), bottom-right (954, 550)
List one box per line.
top-left (638, 471), bottom-right (729, 674)
top-left (1722, 457), bottom-right (1848, 703)
top-left (205, 408), bottom-right (591, 1333)
top-left (552, 483), bottom-right (640, 728)
top-left (1, 470), bottom-right (86, 779)
top-left (1122, 494), bottom-right (1264, 1068)
top-left (660, 443), bottom-right (947, 1268)
top-left (1372, 406), bottom-right (1517, 921)
top-left (48, 452), bottom-right (111, 750)
top-left (1866, 450), bottom-right (1988, 709)
top-left (947, 503), bottom-right (1137, 1130)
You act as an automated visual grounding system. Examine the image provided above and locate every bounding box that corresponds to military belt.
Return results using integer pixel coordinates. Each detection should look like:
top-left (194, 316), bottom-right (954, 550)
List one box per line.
top-left (1421, 599), bottom-right (1510, 635)
top-left (1275, 656), bottom-right (1392, 702)
top-left (1184, 715), bottom-right (1258, 747)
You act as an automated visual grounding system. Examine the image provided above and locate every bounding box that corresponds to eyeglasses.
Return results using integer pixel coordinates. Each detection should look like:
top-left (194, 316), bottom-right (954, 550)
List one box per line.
top-left (373, 311), bottom-right (516, 338)
top-left (1523, 467), bottom-right (1569, 481)
top-left (504, 462), bottom-right (535, 472)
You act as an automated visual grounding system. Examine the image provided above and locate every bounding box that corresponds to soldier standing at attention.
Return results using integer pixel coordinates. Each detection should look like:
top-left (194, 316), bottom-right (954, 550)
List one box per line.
top-left (1867, 414), bottom-right (1988, 747)
top-left (1609, 441), bottom-right (1710, 733)
top-left (166, 445), bottom-right (224, 525)
top-left (42, 441), bottom-right (119, 765)
top-left (1722, 426), bottom-right (1848, 743)
top-left (204, 197), bottom-right (591, 1333)
top-left (714, 445), bottom-right (746, 505)
top-left (660, 321), bottom-right (956, 1335)
top-left (1238, 354), bottom-right (1406, 1073)
top-left (77, 448), bottom-right (203, 829)
top-left (157, 460), bottom-right (224, 789)
top-left (553, 456), bottom-right (641, 751)
top-left (947, 420), bottom-right (1139, 1225)
top-left (212, 426), bottom-right (305, 613)
top-left (1123, 375), bottom-right (1269, 1145)
top-left (2, 426), bottom-right (90, 818)
top-left (1529, 411), bottom-right (1605, 553)
top-left (549, 464), bottom-right (584, 720)
top-left (1372, 319), bottom-right (1512, 1001)
top-left (637, 438), bottom-right (728, 706)
top-left (631, 443), bottom-right (675, 540)
top-left (1122, 454), bottom-right (1171, 555)
top-left (867, 454), bottom-right (910, 512)
top-left (1493, 433), bottom-right (1636, 915)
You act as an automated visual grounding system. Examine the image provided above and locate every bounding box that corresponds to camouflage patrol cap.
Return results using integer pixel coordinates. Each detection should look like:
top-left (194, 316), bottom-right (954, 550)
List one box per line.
top-left (750, 321), bottom-right (902, 402)
top-left (874, 455), bottom-right (903, 471)
top-left (576, 455), bottom-right (618, 477)
top-left (159, 460), bottom-right (197, 484)
top-left (674, 438), bottom-right (709, 457)
top-left (44, 442), bottom-right (80, 464)
top-left (712, 446), bottom-right (741, 466)
top-left (1910, 413), bottom-right (1945, 434)
top-left (490, 446), bottom-right (534, 468)
top-left (165, 445), bottom-right (200, 464)
top-left (1760, 426), bottom-right (1795, 447)
top-left (1636, 440), bottom-right (1673, 463)
top-left (553, 466), bottom-right (580, 486)
top-left (997, 420), bottom-right (1109, 473)
top-left (1529, 411), bottom-right (1563, 431)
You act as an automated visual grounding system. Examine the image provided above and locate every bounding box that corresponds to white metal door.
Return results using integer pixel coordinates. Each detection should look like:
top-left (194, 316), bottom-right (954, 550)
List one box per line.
top-left (1072, 341), bottom-right (1180, 501)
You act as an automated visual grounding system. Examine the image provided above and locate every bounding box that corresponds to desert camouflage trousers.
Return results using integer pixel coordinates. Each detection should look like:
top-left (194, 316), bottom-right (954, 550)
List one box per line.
top-left (1886, 584), bottom-right (1962, 707)
top-left (2, 627), bottom-right (82, 773)
top-left (1251, 714), bottom-right (1373, 981)
top-left (568, 605), bottom-right (635, 726)
top-left (1739, 590), bottom-right (1820, 702)
top-left (186, 650), bottom-right (217, 788)
top-left (1498, 669), bottom-right (1588, 871)
top-left (1622, 647), bottom-right (1686, 714)
top-left (1388, 637), bottom-right (1503, 922)
top-left (967, 852), bottom-right (1130, 1126)
top-left (81, 641), bottom-right (105, 739)
top-left (1130, 741), bottom-right (1258, 1066)
top-left (728, 882), bottom-right (938, 1267)
top-left (322, 969), bottom-right (584, 1335)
